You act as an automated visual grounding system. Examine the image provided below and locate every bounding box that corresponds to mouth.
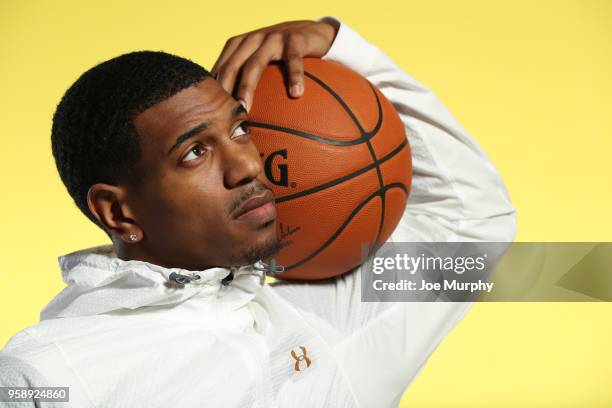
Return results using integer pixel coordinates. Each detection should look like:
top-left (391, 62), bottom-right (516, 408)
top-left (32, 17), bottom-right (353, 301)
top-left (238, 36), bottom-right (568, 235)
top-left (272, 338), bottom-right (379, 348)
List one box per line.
top-left (232, 189), bottom-right (277, 223)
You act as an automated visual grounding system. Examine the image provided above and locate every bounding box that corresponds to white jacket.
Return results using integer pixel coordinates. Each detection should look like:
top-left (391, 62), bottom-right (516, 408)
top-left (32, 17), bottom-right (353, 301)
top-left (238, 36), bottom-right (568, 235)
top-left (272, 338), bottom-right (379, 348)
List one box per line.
top-left (0, 17), bottom-right (516, 408)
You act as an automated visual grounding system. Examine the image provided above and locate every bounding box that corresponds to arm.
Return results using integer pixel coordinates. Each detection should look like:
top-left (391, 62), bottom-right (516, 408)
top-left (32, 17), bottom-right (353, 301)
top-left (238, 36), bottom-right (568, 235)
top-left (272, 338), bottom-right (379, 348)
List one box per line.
top-left (0, 354), bottom-right (48, 408)
top-left (0, 331), bottom-right (95, 408)
top-left (319, 16), bottom-right (516, 242)
top-left (271, 17), bottom-right (516, 406)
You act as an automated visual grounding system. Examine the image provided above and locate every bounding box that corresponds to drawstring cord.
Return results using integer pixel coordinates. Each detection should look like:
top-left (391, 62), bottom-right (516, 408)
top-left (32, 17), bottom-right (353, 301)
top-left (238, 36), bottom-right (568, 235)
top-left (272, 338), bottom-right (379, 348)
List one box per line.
top-left (168, 259), bottom-right (284, 286)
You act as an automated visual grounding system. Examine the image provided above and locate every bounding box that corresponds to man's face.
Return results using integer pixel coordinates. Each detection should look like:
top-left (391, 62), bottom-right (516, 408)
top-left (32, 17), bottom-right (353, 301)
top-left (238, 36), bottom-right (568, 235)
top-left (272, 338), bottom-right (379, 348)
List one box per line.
top-left (127, 78), bottom-right (278, 270)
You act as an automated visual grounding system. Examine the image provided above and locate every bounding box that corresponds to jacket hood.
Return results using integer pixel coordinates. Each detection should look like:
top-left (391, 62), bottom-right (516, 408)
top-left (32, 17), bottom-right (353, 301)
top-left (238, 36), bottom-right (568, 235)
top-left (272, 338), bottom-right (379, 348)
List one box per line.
top-left (40, 245), bottom-right (266, 321)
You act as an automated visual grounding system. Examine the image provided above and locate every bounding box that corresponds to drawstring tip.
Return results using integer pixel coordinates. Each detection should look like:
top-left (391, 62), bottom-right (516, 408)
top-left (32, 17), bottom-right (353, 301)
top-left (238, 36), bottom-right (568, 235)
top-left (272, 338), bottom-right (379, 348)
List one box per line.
top-left (253, 258), bottom-right (285, 277)
top-left (221, 269), bottom-right (235, 286)
top-left (169, 272), bottom-right (200, 285)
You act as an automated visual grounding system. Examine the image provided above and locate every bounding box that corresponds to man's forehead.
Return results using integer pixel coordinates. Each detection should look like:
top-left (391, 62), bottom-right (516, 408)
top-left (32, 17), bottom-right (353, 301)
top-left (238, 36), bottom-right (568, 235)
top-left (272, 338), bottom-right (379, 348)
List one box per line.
top-left (134, 79), bottom-right (230, 139)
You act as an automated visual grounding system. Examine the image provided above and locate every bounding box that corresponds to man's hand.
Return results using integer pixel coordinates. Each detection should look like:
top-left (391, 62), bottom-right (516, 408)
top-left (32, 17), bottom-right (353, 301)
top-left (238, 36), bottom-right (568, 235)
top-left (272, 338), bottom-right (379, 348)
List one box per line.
top-left (211, 20), bottom-right (338, 111)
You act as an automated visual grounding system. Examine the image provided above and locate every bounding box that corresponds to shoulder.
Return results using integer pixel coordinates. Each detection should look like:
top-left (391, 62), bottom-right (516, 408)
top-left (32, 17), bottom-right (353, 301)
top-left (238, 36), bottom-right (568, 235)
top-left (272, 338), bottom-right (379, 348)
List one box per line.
top-left (0, 347), bottom-right (48, 387)
top-left (0, 313), bottom-right (159, 383)
top-left (1, 325), bottom-right (72, 385)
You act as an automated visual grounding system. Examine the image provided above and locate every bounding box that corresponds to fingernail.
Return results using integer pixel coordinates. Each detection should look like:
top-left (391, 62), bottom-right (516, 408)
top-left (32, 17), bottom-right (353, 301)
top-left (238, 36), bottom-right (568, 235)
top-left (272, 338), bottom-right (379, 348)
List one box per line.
top-left (238, 98), bottom-right (249, 112)
top-left (290, 83), bottom-right (303, 97)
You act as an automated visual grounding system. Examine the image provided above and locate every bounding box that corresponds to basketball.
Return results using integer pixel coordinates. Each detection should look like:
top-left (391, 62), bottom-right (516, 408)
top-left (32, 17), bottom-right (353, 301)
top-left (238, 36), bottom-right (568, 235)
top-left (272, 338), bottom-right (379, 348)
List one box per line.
top-left (249, 58), bottom-right (412, 280)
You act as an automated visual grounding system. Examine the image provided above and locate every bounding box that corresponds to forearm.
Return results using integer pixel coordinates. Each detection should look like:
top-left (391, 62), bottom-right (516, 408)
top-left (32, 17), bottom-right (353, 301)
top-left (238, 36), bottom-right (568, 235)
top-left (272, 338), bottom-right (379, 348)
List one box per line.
top-left (319, 16), bottom-right (516, 242)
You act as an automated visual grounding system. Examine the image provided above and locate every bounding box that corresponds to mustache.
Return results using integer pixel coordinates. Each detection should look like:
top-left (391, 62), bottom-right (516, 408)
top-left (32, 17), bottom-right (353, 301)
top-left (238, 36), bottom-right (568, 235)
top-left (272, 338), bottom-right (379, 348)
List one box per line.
top-left (226, 181), bottom-right (273, 217)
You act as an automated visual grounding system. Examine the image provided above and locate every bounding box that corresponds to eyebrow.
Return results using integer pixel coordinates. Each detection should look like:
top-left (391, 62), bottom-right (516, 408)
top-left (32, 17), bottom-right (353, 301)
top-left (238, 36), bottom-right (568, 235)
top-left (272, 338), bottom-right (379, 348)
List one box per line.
top-left (167, 103), bottom-right (247, 155)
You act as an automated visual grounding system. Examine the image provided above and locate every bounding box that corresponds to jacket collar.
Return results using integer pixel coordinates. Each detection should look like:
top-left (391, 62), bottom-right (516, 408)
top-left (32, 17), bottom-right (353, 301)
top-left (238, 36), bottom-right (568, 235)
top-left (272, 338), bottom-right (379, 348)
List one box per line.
top-left (40, 245), bottom-right (265, 320)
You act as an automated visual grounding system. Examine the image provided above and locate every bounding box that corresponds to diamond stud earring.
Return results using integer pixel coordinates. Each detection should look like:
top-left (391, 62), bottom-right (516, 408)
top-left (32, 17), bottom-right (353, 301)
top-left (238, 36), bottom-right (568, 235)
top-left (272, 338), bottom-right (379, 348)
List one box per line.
top-left (129, 233), bottom-right (138, 242)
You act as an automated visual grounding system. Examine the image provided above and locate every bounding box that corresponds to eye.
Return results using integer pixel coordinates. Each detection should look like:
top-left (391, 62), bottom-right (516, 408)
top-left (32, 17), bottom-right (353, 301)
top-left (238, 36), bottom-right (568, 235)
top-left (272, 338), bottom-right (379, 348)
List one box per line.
top-left (182, 143), bottom-right (207, 162)
top-left (231, 121), bottom-right (250, 139)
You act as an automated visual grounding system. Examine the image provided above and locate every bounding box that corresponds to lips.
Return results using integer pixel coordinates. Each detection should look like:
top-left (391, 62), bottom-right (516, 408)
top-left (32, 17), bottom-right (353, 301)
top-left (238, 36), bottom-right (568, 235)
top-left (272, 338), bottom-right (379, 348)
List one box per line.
top-left (232, 189), bottom-right (276, 221)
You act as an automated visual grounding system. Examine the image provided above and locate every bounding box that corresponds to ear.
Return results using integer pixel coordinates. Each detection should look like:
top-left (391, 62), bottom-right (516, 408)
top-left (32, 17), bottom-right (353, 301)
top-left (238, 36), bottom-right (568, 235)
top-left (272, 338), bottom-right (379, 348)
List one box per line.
top-left (86, 183), bottom-right (143, 243)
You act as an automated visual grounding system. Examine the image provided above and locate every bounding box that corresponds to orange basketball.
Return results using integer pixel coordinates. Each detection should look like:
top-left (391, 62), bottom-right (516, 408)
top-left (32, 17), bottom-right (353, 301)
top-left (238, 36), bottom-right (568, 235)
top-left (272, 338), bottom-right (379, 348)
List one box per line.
top-left (249, 58), bottom-right (412, 280)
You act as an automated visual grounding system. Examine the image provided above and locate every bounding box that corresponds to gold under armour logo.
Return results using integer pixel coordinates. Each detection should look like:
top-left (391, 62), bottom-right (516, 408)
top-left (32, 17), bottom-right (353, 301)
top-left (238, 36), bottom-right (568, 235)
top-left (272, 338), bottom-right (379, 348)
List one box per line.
top-left (290, 346), bottom-right (312, 372)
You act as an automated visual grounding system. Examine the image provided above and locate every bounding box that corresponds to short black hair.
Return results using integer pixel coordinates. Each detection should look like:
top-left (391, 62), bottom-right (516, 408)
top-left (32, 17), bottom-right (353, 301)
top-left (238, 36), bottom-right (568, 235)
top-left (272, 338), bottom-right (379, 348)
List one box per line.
top-left (51, 51), bottom-right (210, 232)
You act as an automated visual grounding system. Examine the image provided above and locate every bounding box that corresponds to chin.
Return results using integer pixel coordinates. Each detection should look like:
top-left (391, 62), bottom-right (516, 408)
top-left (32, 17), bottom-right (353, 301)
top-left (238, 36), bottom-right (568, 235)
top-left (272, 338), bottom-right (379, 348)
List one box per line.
top-left (230, 225), bottom-right (281, 266)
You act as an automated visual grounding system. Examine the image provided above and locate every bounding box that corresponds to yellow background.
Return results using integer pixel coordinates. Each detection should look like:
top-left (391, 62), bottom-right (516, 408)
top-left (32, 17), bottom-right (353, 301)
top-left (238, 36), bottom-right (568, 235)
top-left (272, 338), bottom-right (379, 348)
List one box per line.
top-left (1, 0), bottom-right (611, 406)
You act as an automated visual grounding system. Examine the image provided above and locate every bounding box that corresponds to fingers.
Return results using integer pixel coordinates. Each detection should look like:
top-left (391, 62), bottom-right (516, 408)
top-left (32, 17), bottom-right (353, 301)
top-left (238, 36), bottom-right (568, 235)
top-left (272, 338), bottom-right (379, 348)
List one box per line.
top-left (229, 31), bottom-right (306, 108)
top-left (283, 33), bottom-right (306, 98)
top-left (210, 35), bottom-right (244, 77)
top-left (234, 33), bottom-right (284, 110)
top-left (214, 32), bottom-right (267, 95)
top-left (212, 22), bottom-right (317, 110)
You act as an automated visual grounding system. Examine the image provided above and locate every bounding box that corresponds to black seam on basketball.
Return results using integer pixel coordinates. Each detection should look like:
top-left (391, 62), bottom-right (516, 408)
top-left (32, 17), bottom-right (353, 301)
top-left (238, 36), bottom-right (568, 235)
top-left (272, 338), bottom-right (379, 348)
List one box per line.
top-left (283, 183), bottom-right (409, 272)
top-left (286, 72), bottom-right (388, 250)
top-left (365, 139), bottom-right (386, 244)
top-left (359, 85), bottom-right (386, 245)
top-left (366, 82), bottom-right (384, 135)
top-left (304, 72), bottom-right (384, 136)
top-left (245, 121), bottom-right (361, 146)
top-left (275, 138), bottom-right (407, 204)
top-left (245, 71), bottom-right (383, 146)
top-left (304, 71), bottom-right (366, 133)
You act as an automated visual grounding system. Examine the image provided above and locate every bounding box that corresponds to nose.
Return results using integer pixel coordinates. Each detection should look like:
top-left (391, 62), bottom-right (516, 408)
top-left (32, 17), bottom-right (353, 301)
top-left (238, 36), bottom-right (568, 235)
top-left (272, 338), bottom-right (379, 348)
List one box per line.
top-left (222, 141), bottom-right (263, 189)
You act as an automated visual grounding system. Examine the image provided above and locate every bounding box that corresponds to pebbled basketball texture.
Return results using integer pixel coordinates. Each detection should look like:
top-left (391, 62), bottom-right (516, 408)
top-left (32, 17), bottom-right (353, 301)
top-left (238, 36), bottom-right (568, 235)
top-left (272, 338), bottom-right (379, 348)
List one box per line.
top-left (249, 58), bottom-right (412, 280)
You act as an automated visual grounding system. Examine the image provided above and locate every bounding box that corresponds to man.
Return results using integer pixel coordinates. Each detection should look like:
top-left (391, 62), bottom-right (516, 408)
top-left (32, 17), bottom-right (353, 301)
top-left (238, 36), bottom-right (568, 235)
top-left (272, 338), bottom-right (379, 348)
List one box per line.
top-left (0, 16), bottom-right (516, 407)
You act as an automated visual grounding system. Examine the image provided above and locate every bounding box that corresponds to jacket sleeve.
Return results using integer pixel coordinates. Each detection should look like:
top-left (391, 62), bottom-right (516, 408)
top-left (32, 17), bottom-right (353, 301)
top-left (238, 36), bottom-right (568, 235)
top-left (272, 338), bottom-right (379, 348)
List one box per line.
top-left (0, 354), bottom-right (49, 408)
top-left (0, 331), bottom-right (95, 408)
top-left (318, 16), bottom-right (516, 242)
top-left (270, 16), bottom-right (516, 407)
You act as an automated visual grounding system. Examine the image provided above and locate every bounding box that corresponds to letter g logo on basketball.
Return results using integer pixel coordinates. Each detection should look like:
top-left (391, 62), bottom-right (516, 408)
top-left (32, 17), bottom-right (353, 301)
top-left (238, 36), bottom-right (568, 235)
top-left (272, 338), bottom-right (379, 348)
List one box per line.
top-left (263, 149), bottom-right (289, 187)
